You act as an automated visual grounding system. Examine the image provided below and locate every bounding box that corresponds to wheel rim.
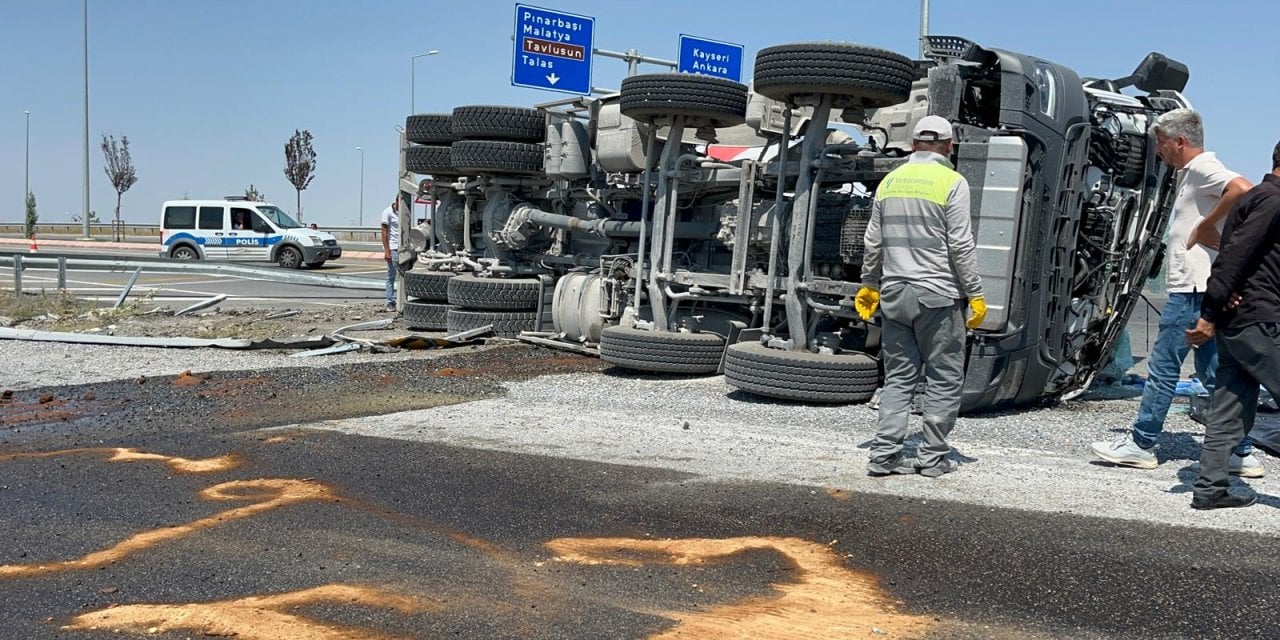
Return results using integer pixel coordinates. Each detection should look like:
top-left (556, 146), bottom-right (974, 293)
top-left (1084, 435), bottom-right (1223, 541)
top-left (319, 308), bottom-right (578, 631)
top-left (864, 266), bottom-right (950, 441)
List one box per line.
top-left (279, 248), bottom-right (300, 268)
top-left (173, 247), bottom-right (196, 260)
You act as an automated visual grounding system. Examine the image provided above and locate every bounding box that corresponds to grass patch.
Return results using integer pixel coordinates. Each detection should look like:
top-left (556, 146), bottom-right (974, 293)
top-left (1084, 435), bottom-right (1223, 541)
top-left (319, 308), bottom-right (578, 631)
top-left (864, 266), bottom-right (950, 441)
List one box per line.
top-left (0, 290), bottom-right (152, 331)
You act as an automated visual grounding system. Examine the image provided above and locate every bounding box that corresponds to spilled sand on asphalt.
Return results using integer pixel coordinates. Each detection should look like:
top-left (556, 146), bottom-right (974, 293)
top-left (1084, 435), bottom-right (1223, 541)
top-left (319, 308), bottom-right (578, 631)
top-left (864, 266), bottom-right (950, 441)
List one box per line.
top-left (63, 584), bottom-right (432, 640)
top-left (0, 446), bottom-right (240, 473)
top-left (0, 479), bottom-right (333, 578)
top-left (547, 536), bottom-right (933, 639)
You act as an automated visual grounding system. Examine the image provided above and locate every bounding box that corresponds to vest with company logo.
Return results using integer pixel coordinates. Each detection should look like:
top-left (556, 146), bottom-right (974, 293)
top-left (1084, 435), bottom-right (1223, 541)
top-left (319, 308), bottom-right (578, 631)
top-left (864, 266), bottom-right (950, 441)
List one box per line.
top-left (862, 151), bottom-right (982, 300)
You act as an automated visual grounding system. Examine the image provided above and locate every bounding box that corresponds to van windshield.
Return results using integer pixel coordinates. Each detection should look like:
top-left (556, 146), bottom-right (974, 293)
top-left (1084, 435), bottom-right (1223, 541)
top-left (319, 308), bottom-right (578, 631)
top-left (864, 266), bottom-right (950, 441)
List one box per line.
top-left (257, 206), bottom-right (302, 229)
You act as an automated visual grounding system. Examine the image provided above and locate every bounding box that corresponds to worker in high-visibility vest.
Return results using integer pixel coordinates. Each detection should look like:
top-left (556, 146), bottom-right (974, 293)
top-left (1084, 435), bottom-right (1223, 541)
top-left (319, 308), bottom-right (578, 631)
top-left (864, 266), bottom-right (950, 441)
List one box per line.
top-left (856, 115), bottom-right (986, 478)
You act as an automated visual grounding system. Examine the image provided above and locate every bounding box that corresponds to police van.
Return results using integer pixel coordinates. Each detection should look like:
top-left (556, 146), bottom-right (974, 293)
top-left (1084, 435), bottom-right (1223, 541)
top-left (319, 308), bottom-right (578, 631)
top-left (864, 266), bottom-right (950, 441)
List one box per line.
top-left (159, 198), bottom-right (343, 268)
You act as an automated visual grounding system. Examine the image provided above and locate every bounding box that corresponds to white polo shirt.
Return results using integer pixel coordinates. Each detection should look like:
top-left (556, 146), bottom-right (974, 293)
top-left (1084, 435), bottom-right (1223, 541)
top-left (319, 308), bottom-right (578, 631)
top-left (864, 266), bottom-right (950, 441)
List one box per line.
top-left (1165, 152), bottom-right (1240, 293)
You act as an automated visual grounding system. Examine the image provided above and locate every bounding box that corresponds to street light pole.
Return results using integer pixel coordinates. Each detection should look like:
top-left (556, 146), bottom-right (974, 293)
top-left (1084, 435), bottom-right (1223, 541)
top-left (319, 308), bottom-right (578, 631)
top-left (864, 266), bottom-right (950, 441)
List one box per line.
top-left (410, 50), bottom-right (440, 114)
top-left (356, 146), bottom-right (365, 226)
top-left (920, 0), bottom-right (930, 58)
top-left (24, 110), bottom-right (30, 209)
top-left (82, 0), bottom-right (90, 239)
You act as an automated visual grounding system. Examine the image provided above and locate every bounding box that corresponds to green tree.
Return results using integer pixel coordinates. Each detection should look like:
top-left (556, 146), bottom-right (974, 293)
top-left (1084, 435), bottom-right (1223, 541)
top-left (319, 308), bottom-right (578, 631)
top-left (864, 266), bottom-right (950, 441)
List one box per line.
top-left (101, 134), bottom-right (138, 228)
top-left (24, 192), bottom-right (37, 239)
top-left (283, 129), bottom-right (316, 222)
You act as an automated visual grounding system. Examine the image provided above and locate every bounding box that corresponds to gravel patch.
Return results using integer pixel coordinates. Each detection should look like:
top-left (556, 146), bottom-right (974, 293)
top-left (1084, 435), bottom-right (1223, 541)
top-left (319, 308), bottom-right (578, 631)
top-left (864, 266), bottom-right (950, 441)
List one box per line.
top-left (306, 372), bottom-right (1280, 536)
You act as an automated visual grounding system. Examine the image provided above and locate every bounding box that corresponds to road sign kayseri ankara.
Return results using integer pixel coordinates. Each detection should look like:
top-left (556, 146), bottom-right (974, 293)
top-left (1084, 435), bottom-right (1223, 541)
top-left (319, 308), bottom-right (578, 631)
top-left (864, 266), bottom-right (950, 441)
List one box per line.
top-left (677, 34), bottom-right (744, 82)
top-left (512, 4), bottom-right (595, 95)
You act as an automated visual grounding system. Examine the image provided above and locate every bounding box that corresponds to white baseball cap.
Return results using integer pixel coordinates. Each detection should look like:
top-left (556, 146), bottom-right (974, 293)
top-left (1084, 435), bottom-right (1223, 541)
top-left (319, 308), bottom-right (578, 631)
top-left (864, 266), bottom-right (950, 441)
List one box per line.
top-left (912, 115), bottom-right (954, 141)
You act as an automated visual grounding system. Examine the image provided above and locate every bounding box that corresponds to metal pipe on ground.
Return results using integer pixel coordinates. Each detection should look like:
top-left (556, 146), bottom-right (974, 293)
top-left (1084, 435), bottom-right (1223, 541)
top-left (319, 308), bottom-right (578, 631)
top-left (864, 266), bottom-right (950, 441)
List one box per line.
top-left (112, 267), bottom-right (142, 310)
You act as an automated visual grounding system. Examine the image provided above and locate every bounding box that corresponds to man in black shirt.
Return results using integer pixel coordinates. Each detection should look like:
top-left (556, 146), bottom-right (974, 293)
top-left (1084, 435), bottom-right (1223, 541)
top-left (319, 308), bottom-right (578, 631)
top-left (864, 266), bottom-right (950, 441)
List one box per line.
top-left (1185, 140), bottom-right (1280, 509)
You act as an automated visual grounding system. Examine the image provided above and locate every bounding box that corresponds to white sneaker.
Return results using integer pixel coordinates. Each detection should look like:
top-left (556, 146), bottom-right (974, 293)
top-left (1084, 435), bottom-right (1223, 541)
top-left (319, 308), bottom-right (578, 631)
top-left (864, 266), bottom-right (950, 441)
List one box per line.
top-left (1229, 452), bottom-right (1266, 478)
top-left (1090, 434), bottom-right (1158, 469)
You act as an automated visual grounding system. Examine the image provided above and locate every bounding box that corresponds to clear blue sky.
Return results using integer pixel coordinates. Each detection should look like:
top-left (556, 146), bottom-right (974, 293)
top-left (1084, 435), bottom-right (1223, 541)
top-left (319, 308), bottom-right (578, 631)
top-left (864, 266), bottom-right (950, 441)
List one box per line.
top-left (2, 0), bottom-right (1275, 228)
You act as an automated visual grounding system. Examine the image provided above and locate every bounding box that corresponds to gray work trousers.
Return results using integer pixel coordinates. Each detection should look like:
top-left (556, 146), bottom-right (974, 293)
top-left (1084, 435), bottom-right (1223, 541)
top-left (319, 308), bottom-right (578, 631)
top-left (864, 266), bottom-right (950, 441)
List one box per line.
top-left (870, 283), bottom-right (966, 470)
top-left (1194, 322), bottom-right (1280, 500)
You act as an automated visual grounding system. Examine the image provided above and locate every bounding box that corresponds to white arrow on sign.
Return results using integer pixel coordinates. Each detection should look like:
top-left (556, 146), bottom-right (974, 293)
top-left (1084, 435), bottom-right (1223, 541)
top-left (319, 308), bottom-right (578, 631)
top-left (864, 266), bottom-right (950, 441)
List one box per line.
top-left (547, 73), bottom-right (560, 85)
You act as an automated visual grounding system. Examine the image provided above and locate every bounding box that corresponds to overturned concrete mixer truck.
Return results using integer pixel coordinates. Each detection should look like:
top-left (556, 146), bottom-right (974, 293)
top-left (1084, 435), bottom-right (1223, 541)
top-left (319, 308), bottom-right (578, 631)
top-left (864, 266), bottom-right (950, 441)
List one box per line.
top-left (395, 35), bottom-right (1190, 413)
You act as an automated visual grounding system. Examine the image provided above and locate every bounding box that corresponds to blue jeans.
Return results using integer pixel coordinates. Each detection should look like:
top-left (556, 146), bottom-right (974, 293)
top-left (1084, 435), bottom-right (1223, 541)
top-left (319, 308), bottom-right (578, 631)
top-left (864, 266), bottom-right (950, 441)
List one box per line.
top-left (1131, 292), bottom-right (1252, 455)
top-left (385, 250), bottom-right (398, 305)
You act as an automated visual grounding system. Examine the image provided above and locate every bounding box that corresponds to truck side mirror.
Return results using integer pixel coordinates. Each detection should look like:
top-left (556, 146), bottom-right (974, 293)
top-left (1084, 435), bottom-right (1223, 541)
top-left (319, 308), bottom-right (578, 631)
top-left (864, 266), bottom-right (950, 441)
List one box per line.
top-left (1130, 53), bottom-right (1189, 94)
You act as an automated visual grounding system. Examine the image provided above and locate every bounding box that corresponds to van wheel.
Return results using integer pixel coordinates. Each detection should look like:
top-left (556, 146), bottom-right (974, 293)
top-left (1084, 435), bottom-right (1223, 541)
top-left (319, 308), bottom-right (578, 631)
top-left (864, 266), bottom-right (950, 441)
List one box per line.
top-left (305, 261), bottom-right (326, 269)
top-left (170, 245), bottom-right (199, 260)
top-left (277, 246), bottom-right (303, 269)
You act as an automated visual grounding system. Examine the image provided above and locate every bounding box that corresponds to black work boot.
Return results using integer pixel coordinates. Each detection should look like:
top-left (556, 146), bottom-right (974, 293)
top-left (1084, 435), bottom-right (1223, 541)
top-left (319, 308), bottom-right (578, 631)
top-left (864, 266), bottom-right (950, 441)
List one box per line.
top-left (1190, 492), bottom-right (1257, 511)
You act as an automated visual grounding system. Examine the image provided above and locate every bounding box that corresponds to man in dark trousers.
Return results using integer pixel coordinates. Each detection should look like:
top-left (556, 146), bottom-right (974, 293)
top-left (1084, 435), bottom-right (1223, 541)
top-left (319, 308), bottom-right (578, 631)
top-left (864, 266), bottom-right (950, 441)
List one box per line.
top-left (857, 115), bottom-right (985, 478)
top-left (1185, 140), bottom-right (1280, 510)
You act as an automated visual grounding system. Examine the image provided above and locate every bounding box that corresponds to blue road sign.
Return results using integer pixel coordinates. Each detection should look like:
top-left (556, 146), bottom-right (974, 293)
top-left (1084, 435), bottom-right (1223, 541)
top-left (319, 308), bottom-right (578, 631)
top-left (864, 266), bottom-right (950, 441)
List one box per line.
top-left (677, 34), bottom-right (744, 83)
top-left (512, 4), bottom-right (595, 95)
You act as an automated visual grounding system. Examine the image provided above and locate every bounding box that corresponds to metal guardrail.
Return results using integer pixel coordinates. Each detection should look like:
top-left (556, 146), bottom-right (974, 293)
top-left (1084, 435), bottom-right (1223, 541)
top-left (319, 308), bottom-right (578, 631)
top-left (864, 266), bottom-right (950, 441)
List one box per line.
top-left (1, 249), bottom-right (383, 291)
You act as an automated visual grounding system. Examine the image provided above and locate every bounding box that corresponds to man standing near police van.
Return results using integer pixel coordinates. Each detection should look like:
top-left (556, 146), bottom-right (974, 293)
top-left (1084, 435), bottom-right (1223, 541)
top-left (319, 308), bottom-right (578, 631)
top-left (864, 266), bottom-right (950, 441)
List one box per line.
top-left (857, 115), bottom-right (986, 478)
top-left (381, 198), bottom-right (400, 311)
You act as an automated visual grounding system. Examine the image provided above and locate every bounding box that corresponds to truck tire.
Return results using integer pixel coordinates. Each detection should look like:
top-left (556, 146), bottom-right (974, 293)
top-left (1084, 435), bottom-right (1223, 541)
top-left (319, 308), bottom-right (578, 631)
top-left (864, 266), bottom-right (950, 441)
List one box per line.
top-left (403, 302), bottom-right (452, 330)
top-left (450, 140), bottom-right (544, 175)
top-left (446, 309), bottom-right (539, 338)
top-left (1114, 134), bottom-right (1147, 189)
top-left (404, 271), bottom-right (455, 302)
top-left (598, 325), bottom-right (725, 374)
top-left (619, 74), bottom-right (749, 127)
top-left (447, 274), bottom-right (540, 310)
top-left (276, 245), bottom-right (303, 270)
top-left (406, 145), bottom-right (455, 175)
top-left (752, 43), bottom-right (915, 107)
top-left (406, 114), bottom-right (454, 145)
top-left (451, 105), bottom-right (545, 142)
top-left (724, 341), bottom-right (881, 403)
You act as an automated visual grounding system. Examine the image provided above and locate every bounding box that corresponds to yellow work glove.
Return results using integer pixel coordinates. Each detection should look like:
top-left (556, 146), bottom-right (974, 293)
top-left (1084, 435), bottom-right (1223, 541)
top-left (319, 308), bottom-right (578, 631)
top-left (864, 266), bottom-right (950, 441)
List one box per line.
top-left (854, 286), bottom-right (880, 321)
top-left (966, 296), bottom-right (987, 329)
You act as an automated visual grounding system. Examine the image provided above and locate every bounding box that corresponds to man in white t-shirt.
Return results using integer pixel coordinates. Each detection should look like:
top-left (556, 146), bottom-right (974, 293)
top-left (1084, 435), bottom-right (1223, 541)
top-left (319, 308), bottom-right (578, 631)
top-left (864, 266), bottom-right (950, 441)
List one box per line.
top-left (380, 198), bottom-right (400, 310)
top-left (1091, 108), bottom-right (1261, 476)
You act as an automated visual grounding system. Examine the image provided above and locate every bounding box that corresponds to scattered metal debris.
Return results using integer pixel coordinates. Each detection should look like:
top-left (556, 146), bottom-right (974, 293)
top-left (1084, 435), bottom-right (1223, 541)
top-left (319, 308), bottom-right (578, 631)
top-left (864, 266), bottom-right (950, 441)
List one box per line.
top-left (517, 331), bottom-right (598, 356)
top-left (175, 294), bottom-right (229, 317)
top-left (0, 327), bottom-right (334, 351)
top-left (263, 309), bottom-right (301, 320)
top-left (113, 267), bottom-right (142, 310)
top-left (290, 342), bottom-right (363, 358)
top-left (443, 325), bottom-right (494, 342)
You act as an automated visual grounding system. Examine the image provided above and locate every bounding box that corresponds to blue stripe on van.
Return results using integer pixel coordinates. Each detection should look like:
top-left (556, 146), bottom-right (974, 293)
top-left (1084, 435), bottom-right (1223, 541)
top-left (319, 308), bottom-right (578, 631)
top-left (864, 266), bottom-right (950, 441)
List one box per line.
top-left (163, 232), bottom-right (205, 246)
top-left (163, 233), bottom-right (286, 247)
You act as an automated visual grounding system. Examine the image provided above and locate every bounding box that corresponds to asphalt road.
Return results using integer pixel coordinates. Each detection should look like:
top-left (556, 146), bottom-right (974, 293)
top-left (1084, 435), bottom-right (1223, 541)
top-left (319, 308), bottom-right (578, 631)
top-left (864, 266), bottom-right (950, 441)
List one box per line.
top-left (1, 349), bottom-right (1276, 640)
top-left (3, 247), bottom-right (388, 309)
